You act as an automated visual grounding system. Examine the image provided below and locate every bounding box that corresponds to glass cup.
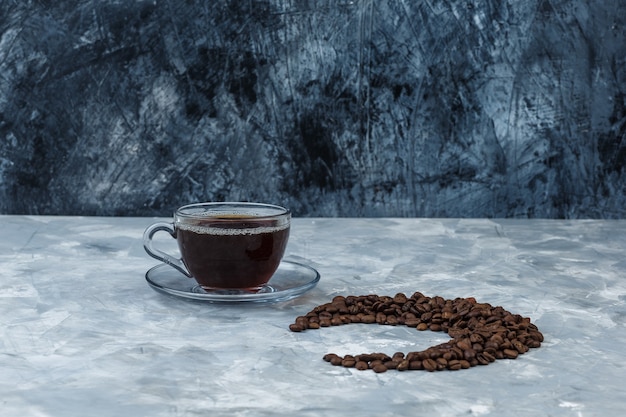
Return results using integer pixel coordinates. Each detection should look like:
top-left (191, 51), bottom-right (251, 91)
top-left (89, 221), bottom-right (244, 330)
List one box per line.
top-left (143, 202), bottom-right (291, 293)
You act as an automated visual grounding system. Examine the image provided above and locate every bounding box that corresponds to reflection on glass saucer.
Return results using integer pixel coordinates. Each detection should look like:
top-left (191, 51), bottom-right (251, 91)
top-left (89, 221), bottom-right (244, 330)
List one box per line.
top-left (145, 260), bottom-right (320, 303)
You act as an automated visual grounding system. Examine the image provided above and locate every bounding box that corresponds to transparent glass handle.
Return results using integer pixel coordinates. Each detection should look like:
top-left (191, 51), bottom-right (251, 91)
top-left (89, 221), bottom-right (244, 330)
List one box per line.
top-left (143, 222), bottom-right (192, 277)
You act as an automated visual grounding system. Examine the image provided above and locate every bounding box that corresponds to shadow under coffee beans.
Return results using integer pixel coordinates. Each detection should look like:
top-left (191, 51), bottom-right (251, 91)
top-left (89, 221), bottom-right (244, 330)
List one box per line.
top-left (289, 292), bottom-right (544, 372)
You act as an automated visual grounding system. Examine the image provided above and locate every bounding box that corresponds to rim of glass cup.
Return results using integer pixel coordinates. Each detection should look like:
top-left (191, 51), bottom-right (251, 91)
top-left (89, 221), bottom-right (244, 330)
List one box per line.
top-left (175, 202), bottom-right (291, 221)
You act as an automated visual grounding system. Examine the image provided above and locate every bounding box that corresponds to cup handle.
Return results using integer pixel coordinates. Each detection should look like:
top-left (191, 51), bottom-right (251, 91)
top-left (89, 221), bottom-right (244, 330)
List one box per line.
top-left (143, 222), bottom-right (192, 278)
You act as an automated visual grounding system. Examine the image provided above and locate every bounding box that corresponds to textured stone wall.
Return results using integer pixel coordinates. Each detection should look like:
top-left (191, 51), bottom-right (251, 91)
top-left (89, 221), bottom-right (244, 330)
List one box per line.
top-left (1, 0), bottom-right (625, 217)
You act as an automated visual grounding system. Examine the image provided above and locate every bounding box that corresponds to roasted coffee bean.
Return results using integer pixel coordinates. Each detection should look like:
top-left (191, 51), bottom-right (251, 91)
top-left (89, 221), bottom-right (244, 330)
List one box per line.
top-left (330, 355), bottom-right (343, 366)
top-left (397, 359), bottom-right (410, 371)
top-left (512, 339), bottom-right (529, 354)
top-left (372, 364), bottom-right (388, 373)
top-left (404, 318), bottom-right (421, 327)
top-left (447, 327), bottom-right (468, 338)
top-left (290, 293), bottom-right (543, 372)
top-left (341, 358), bottom-right (356, 367)
top-left (476, 353), bottom-right (490, 365)
top-left (330, 317), bottom-right (343, 326)
top-left (459, 359), bottom-right (471, 369)
top-left (483, 347), bottom-right (497, 357)
top-left (369, 359), bottom-right (384, 369)
top-left (429, 323), bottom-right (442, 332)
top-left (422, 358), bottom-right (438, 372)
top-left (503, 349), bottom-right (519, 359)
top-left (323, 353), bottom-right (339, 363)
top-left (356, 354), bottom-right (374, 362)
top-left (470, 333), bottom-right (484, 344)
top-left (376, 313), bottom-right (387, 324)
top-left (361, 314), bottom-right (376, 324)
top-left (289, 323), bottom-right (303, 332)
top-left (456, 339), bottom-right (472, 351)
top-left (421, 312), bottom-right (433, 322)
top-left (463, 349), bottom-right (476, 361)
top-left (325, 305), bottom-right (338, 314)
top-left (319, 311), bottom-right (333, 319)
top-left (484, 340), bottom-right (499, 351)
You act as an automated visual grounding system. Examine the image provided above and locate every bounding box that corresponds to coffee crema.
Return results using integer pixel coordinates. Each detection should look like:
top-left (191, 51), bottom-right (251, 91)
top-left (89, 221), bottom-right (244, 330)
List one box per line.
top-left (176, 217), bottom-right (289, 291)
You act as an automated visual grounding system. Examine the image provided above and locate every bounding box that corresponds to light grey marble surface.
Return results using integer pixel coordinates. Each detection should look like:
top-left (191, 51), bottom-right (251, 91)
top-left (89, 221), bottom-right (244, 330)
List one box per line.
top-left (1, 216), bottom-right (625, 416)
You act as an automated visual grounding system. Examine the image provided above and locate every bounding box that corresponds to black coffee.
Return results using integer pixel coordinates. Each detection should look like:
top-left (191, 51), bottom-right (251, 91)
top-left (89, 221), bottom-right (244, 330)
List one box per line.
top-left (176, 216), bottom-right (289, 291)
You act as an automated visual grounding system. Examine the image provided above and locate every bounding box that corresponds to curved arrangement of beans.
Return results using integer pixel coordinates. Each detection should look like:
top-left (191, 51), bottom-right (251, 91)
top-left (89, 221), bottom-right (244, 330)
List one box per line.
top-left (289, 292), bottom-right (544, 372)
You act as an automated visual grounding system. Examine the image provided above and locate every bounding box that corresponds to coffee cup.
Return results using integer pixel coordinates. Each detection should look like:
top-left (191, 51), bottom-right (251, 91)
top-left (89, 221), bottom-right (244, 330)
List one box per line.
top-left (143, 202), bottom-right (291, 292)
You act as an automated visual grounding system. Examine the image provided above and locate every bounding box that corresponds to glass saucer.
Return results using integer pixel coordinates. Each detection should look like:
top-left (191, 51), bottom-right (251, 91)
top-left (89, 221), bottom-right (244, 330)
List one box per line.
top-left (145, 260), bottom-right (320, 303)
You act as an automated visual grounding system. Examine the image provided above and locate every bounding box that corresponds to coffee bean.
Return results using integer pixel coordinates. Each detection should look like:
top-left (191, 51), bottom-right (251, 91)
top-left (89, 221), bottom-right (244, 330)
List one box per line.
top-left (341, 358), bottom-right (356, 367)
top-left (512, 339), bottom-right (529, 354)
top-left (503, 349), bottom-right (519, 359)
top-left (290, 293), bottom-right (543, 372)
top-left (323, 353), bottom-right (339, 362)
top-left (369, 359), bottom-right (384, 369)
top-left (443, 351), bottom-right (457, 361)
top-left (484, 340), bottom-right (499, 351)
top-left (372, 364), bottom-right (388, 373)
top-left (376, 313), bottom-right (387, 324)
top-left (459, 359), bottom-right (471, 369)
top-left (456, 339), bottom-right (472, 351)
top-left (361, 314), bottom-right (376, 324)
top-left (397, 359), bottom-right (410, 371)
top-left (404, 318), bottom-right (421, 327)
top-left (319, 318), bottom-right (331, 327)
top-left (429, 323), bottom-right (442, 332)
top-left (481, 351), bottom-right (496, 362)
top-left (422, 358), bottom-right (438, 372)
top-left (318, 311), bottom-right (333, 319)
top-left (527, 339), bottom-right (541, 349)
top-left (476, 353), bottom-right (490, 365)
top-left (470, 333), bottom-right (484, 344)
top-left (436, 358), bottom-right (448, 369)
top-left (289, 323), bottom-right (303, 332)
top-left (463, 348), bottom-right (476, 361)
top-left (330, 355), bottom-right (343, 366)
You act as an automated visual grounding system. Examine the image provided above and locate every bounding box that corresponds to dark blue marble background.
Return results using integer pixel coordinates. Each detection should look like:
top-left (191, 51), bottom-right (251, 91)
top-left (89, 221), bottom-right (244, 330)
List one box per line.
top-left (1, 1), bottom-right (625, 217)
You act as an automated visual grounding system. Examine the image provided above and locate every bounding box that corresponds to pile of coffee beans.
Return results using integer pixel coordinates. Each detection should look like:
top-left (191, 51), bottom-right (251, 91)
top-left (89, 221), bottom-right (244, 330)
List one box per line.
top-left (289, 292), bottom-right (544, 372)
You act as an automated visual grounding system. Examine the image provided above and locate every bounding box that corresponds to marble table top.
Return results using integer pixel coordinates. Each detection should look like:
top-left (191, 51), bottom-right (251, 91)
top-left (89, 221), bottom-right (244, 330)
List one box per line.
top-left (1, 215), bottom-right (625, 416)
